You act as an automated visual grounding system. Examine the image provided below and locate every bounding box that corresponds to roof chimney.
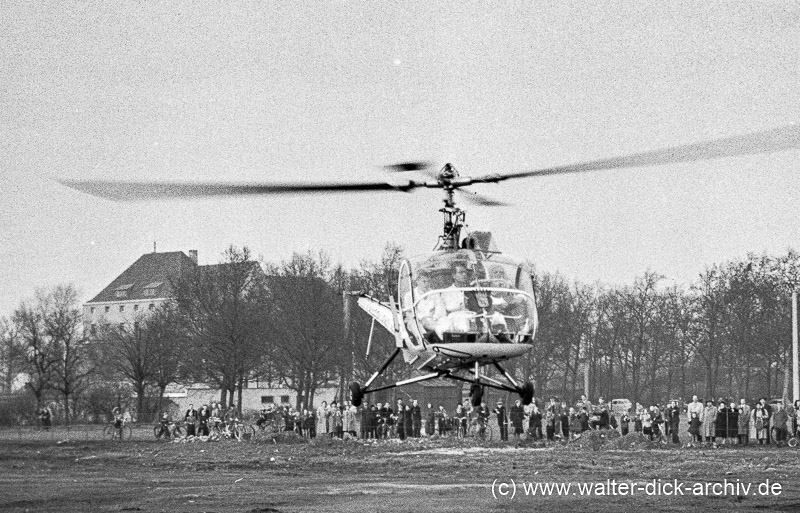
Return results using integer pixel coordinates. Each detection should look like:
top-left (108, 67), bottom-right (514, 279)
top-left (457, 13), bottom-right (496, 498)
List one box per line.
top-left (188, 250), bottom-right (198, 264)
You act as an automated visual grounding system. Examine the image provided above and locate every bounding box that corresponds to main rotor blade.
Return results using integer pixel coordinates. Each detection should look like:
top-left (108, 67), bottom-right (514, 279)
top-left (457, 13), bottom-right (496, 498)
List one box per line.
top-left (457, 189), bottom-right (509, 207)
top-left (483, 124), bottom-right (800, 182)
top-left (57, 179), bottom-right (430, 201)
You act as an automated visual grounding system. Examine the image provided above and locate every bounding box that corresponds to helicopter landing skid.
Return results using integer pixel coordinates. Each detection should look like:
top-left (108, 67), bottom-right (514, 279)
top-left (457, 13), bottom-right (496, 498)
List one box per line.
top-left (350, 349), bottom-right (534, 407)
top-left (351, 348), bottom-right (449, 407)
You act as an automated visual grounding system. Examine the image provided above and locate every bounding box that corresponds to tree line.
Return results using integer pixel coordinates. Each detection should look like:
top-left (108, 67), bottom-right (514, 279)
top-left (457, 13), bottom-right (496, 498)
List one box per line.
top-left (1, 244), bottom-right (798, 425)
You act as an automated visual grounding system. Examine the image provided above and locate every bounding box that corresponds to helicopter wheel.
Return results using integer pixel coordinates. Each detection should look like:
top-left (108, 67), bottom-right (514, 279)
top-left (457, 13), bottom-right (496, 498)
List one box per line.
top-left (520, 382), bottom-right (534, 406)
top-left (350, 382), bottom-right (364, 407)
top-left (470, 383), bottom-right (483, 408)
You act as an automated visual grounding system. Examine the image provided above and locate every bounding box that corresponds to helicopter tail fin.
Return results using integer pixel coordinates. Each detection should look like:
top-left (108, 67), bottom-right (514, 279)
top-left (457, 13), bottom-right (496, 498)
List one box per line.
top-left (356, 295), bottom-right (411, 349)
top-left (356, 296), bottom-right (394, 333)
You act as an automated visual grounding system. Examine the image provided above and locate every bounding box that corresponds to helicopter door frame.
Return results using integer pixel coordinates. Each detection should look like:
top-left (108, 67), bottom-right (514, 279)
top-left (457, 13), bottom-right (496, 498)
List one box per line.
top-left (398, 260), bottom-right (425, 351)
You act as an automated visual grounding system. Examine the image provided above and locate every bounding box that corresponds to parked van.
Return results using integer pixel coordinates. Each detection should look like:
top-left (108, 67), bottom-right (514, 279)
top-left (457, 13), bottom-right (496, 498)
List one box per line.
top-left (611, 398), bottom-right (632, 413)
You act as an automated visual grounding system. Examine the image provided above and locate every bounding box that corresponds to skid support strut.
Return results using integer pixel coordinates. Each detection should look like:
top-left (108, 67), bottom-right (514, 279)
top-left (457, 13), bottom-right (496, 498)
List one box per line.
top-left (363, 348), bottom-right (401, 390)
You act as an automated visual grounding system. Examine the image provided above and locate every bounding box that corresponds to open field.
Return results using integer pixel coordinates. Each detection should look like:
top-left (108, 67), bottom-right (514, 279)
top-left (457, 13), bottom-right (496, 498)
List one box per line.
top-left (2, 429), bottom-right (800, 513)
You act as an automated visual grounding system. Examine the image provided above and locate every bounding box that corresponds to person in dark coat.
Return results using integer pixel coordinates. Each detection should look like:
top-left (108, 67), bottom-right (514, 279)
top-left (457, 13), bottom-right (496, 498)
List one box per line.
top-left (773, 404), bottom-right (789, 444)
top-left (599, 408), bottom-right (610, 430)
top-left (726, 402), bottom-right (739, 443)
top-left (39, 406), bottom-right (52, 430)
top-left (715, 401), bottom-right (728, 443)
top-left (620, 411), bottom-right (631, 436)
top-left (759, 398), bottom-right (773, 444)
top-left (559, 402), bottom-right (570, 439)
top-left (436, 405), bottom-right (448, 437)
top-left (411, 400), bottom-right (422, 437)
top-left (633, 411), bottom-right (642, 433)
top-left (426, 403), bottom-right (436, 436)
top-left (308, 409), bottom-right (317, 438)
top-left (510, 400), bottom-right (524, 438)
top-left (384, 403), bottom-right (395, 437)
top-left (396, 399), bottom-right (406, 440)
top-left (184, 404), bottom-right (198, 437)
top-left (404, 404), bottom-right (413, 439)
top-left (493, 401), bottom-right (508, 441)
top-left (579, 407), bottom-right (590, 433)
top-left (667, 402), bottom-right (681, 444)
top-left (198, 405), bottom-right (211, 436)
top-left (528, 404), bottom-right (543, 440)
top-left (367, 404), bottom-right (378, 439)
top-left (688, 412), bottom-right (701, 444)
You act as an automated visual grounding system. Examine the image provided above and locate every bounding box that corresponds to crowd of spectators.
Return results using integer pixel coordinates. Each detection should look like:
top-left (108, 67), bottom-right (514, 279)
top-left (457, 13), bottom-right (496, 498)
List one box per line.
top-left (244, 394), bottom-right (800, 447)
top-left (86, 393), bottom-right (800, 447)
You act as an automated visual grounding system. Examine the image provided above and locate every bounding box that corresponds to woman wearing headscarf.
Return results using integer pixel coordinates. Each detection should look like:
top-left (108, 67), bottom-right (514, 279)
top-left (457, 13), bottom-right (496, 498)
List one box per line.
top-left (753, 403), bottom-right (770, 444)
top-left (727, 402), bottom-right (739, 444)
top-left (715, 401), bottom-right (728, 444)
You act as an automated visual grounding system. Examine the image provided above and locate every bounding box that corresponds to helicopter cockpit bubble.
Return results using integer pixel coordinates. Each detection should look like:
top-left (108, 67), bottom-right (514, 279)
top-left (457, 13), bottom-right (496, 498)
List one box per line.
top-left (399, 250), bottom-right (538, 345)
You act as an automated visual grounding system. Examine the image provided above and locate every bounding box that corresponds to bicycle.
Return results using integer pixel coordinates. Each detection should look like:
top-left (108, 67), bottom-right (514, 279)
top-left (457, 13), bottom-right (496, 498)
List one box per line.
top-left (215, 418), bottom-right (251, 440)
top-left (253, 416), bottom-right (283, 438)
top-left (453, 417), bottom-right (469, 438)
top-left (154, 420), bottom-right (183, 439)
top-left (236, 421), bottom-right (256, 441)
top-left (104, 421), bottom-right (132, 441)
top-left (771, 426), bottom-right (796, 447)
top-left (468, 418), bottom-right (493, 441)
top-left (376, 418), bottom-right (391, 439)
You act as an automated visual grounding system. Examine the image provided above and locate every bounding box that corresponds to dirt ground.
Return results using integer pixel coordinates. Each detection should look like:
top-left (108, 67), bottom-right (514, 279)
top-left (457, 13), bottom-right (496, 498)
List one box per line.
top-left (2, 431), bottom-right (800, 513)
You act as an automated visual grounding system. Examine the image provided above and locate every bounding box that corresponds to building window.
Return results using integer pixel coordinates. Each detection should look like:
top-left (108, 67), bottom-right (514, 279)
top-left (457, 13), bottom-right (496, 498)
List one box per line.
top-left (143, 282), bottom-right (163, 297)
top-left (90, 307), bottom-right (95, 314)
top-left (280, 395), bottom-right (290, 404)
top-left (105, 306), bottom-right (110, 313)
top-left (261, 396), bottom-right (274, 404)
top-left (90, 324), bottom-right (97, 336)
top-left (119, 305), bottom-right (125, 312)
top-left (148, 303), bottom-right (155, 311)
top-left (133, 304), bottom-right (139, 311)
top-left (114, 284), bottom-right (134, 299)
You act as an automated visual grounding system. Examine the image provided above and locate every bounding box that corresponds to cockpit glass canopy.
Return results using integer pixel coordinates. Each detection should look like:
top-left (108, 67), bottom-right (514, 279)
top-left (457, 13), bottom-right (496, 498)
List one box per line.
top-left (399, 250), bottom-right (537, 344)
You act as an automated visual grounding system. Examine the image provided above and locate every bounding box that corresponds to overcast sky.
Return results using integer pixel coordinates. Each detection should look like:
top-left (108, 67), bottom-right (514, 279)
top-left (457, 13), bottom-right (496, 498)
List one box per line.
top-left (2, 1), bottom-right (799, 316)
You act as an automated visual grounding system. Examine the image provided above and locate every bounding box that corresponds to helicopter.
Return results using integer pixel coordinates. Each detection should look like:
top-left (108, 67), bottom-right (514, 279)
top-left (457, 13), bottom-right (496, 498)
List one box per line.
top-left (59, 123), bottom-right (800, 407)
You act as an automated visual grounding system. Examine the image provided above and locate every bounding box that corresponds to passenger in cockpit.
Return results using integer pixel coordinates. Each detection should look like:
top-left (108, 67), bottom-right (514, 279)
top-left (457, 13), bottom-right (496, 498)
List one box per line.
top-left (413, 273), bottom-right (446, 330)
top-left (405, 272), bottom-right (447, 343)
top-left (441, 262), bottom-right (476, 332)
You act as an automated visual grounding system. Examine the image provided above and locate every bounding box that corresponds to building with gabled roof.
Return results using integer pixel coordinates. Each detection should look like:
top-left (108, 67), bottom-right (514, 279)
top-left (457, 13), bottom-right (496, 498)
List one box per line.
top-left (83, 249), bottom-right (199, 334)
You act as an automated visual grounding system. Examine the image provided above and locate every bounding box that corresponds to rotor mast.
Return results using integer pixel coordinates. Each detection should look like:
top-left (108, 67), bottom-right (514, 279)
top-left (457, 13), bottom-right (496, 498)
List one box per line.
top-left (436, 163), bottom-right (466, 251)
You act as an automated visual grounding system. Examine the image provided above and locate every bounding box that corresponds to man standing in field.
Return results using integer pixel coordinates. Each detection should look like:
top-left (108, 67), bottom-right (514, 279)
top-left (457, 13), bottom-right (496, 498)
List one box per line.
top-left (184, 404), bottom-right (198, 437)
top-left (687, 395), bottom-right (703, 420)
top-left (493, 400), bottom-right (508, 441)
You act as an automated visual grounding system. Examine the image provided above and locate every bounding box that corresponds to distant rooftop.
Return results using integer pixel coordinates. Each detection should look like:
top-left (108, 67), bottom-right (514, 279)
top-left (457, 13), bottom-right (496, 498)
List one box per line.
top-left (87, 251), bottom-right (197, 303)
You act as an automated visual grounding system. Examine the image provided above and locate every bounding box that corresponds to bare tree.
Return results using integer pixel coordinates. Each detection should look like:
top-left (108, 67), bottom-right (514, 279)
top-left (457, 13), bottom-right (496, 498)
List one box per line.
top-left (97, 319), bottom-right (153, 420)
top-left (97, 304), bottom-right (185, 421)
top-left (13, 284), bottom-right (91, 422)
top-left (265, 251), bottom-right (347, 409)
top-left (45, 285), bottom-right (93, 424)
top-left (175, 246), bottom-right (268, 411)
top-left (0, 316), bottom-right (25, 392)
top-left (13, 299), bottom-right (57, 409)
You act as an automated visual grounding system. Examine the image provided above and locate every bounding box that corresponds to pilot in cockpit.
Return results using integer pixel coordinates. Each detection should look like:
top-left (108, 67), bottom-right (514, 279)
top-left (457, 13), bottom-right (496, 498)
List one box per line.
top-left (407, 272), bottom-right (446, 339)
